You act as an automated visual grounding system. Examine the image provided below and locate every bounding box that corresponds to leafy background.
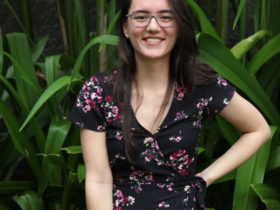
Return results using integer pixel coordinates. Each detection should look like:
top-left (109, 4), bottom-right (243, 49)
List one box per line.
top-left (0, 0), bottom-right (279, 209)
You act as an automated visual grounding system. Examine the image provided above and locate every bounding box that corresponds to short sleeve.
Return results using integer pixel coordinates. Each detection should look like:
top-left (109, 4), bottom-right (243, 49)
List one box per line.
top-left (205, 76), bottom-right (236, 115)
top-left (69, 75), bottom-right (107, 132)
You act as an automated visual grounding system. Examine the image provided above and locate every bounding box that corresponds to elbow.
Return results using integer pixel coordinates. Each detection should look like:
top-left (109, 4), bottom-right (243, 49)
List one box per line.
top-left (260, 123), bottom-right (271, 143)
top-left (85, 169), bottom-right (113, 184)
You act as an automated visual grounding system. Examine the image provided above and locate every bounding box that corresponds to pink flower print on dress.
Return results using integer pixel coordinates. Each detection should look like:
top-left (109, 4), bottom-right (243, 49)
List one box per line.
top-left (91, 76), bottom-right (98, 82)
top-left (112, 106), bottom-right (119, 117)
top-left (113, 189), bottom-right (135, 208)
top-left (105, 95), bottom-right (113, 102)
top-left (169, 136), bottom-right (182, 143)
top-left (96, 125), bottom-right (105, 132)
top-left (174, 111), bottom-right (188, 121)
top-left (168, 149), bottom-right (194, 176)
top-left (141, 137), bottom-right (165, 165)
top-left (196, 97), bottom-right (212, 110)
top-left (217, 76), bottom-right (228, 86)
top-left (175, 87), bottom-right (186, 101)
top-left (115, 131), bottom-right (123, 141)
top-left (128, 169), bottom-right (153, 193)
top-left (86, 99), bottom-right (96, 109)
top-left (158, 201), bottom-right (170, 208)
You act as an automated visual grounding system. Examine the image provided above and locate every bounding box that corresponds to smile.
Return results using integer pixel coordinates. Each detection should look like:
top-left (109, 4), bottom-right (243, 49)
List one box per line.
top-left (143, 37), bottom-right (164, 45)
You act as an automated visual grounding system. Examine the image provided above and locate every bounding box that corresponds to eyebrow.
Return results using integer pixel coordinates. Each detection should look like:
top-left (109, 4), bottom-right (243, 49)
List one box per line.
top-left (131, 10), bottom-right (173, 14)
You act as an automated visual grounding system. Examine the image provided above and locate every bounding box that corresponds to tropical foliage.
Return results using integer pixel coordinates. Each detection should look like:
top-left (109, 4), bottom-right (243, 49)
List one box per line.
top-left (0, 0), bottom-right (279, 209)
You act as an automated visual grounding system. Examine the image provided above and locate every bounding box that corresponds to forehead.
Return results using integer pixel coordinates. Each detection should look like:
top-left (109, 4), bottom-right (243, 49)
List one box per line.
top-left (129, 0), bottom-right (171, 13)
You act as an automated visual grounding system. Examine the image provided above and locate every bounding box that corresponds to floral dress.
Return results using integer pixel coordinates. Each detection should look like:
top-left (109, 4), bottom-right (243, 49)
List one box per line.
top-left (69, 70), bottom-right (235, 210)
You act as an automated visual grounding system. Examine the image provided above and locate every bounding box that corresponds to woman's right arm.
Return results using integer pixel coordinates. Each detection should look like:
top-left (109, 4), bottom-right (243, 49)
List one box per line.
top-left (80, 127), bottom-right (113, 210)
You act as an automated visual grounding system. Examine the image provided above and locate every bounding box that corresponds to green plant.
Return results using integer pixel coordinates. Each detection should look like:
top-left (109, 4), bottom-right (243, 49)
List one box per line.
top-left (0, 0), bottom-right (279, 209)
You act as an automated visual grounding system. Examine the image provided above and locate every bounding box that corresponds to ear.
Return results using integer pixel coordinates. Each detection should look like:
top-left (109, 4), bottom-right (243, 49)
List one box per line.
top-left (122, 21), bottom-right (129, 38)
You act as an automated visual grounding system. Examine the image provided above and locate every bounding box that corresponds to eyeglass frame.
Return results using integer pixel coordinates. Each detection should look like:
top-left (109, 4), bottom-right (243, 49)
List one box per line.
top-left (126, 11), bottom-right (175, 28)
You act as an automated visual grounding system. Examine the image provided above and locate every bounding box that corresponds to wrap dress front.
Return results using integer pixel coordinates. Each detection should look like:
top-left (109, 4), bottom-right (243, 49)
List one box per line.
top-left (69, 70), bottom-right (235, 210)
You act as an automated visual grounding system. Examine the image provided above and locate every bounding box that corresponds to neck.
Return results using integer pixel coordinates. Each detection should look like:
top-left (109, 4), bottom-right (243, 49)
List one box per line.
top-left (134, 55), bottom-right (170, 90)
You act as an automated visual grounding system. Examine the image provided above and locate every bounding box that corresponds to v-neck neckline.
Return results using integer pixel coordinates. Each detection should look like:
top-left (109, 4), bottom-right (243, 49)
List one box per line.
top-left (130, 89), bottom-right (177, 136)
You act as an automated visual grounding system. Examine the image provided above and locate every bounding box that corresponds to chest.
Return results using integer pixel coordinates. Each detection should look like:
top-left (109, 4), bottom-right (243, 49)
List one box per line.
top-left (131, 89), bottom-right (173, 135)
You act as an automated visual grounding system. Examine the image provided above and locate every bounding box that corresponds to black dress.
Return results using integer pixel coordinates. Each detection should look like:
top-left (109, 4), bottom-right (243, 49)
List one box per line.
top-left (69, 70), bottom-right (235, 210)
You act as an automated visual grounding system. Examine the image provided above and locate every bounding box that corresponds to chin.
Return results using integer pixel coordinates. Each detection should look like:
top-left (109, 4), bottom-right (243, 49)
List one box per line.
top-left (141, 51), bottom-right (169, 60)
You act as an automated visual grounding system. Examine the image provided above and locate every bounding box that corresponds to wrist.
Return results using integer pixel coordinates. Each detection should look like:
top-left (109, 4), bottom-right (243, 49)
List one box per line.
top-left (196, 171), bottom-right (215, 187)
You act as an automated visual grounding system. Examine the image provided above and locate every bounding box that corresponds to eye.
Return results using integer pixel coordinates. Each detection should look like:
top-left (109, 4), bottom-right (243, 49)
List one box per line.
top-left (159, 14), bottom-right (174, 22)
top-left (133, 13), bottom-right (148, 21)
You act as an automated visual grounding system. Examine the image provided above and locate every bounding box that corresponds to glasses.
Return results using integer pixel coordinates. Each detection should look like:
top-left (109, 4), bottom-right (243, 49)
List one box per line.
top-left (126, 12), bottom-right (175, 28)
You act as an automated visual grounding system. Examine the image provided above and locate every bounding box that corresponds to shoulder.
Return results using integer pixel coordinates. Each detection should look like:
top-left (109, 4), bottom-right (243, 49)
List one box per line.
top-left (196, 75), bottom-right (235, 92)
top-left (86, 69), bottom-right (116, 86)
top-left (82, 69), bottom-right (118, 92)
top-left (194, 75), bottom-right (236, 115)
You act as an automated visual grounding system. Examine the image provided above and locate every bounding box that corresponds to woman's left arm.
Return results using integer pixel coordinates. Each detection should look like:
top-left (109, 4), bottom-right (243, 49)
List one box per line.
top-left (197, 92), bottom-right (271, 187)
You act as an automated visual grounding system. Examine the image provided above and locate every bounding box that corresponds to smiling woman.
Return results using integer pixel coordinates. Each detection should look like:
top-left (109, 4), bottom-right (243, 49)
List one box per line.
top-left (68, 0), bottom-right (270, 209)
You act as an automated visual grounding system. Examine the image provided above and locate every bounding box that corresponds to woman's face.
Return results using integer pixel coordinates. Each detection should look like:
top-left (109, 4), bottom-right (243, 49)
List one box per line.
top-left (123, 0), bottom-right (178, 62)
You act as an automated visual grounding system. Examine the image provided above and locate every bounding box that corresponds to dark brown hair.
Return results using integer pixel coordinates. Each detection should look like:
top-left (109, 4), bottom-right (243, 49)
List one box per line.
top-left (114, 0), bottom-right (215, 161)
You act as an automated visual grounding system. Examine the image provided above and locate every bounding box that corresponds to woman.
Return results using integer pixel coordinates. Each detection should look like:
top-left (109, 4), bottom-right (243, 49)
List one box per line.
top-left (69, 0), bottom-right (270, 209)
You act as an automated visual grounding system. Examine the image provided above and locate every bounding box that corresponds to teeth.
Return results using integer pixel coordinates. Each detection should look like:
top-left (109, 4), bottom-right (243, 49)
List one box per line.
top-left (146, 38), bottom-right (161, 43)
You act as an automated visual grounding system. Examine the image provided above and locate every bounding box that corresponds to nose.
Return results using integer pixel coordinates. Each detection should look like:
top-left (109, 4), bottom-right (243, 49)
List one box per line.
top-left (146, 17), bottom-right (161, 31)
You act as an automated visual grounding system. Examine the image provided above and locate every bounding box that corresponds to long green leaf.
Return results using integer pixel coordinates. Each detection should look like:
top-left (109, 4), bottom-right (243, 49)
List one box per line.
top-left (216, 116), bottom-right (240, 145)
top-left (251, 183), bottom-right (280, 210)
top-left (231, 30), bottom-right (270, 60)
top-left (20, 76), bottom-right (78, 131)
top-left (73, 0), bottom-right (87, 48)
top-left (0, 76), bottom-right (46, 152)
top-left (99, 10), bottom-right (121, 54)
top-left (257, 54), bottom-right (280, 96)
top-left (216, 0), bottom-right (229, 41)
top-left (186, 0), bottom-right (221, 41)
top-left (267, 146), bottom-right (280, 171)
top-left (61, 146), bottom-right (82, 154)
top-left (77, 164), bottom-right (85, 183)
top-left (31, 35), bottom-right (48, 62)
top-left (13, 191), bottom-right (44, 210)
top-left (70, 34), bottom-right (119, 82)
top-left (0, 51), bottom-right (40, 95)
top-left (197, 33), bottom-right (280, 126)
top-left (0, 100), bottom-right (30, 155)
top-left (0, 100), bottom-right (40, 179)
top-left (44, 119), bottom-right (71, 155)
top-left (61, 172), bottom-right (77, 210)
top-left (7, 33), bottom-right (41, 106)
top-left (0, 181), bottom-right (35, 194)
top-left (45, 55), bottom-right (62, 86)
top-left (0, 75), bottom-right (28, 110)
top-left (39, 118), bottom-right (71, 189)
top-left (21, 0), bottom-right (33, 41)
top-left (233, 0), bottom-right (247, 29)
top-left (233, 126), bottom-right (277, 210)
top-left (106, 10), bottom-right (121, 35)
top-left (0, 75), bottom-right (46, 151)
top-left (247, 33), bottom-right (280, 74)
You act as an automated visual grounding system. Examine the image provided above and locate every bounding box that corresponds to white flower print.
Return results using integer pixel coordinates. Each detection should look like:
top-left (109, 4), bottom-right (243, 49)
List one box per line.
top-left (184, 185), bottom-right (191, 193)
top-left (113, 189), bottom-right (135, 209)
top-left (115, 131), bottom-right (123, 141)
top-left (223, 98), bottom-right (229, 105)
